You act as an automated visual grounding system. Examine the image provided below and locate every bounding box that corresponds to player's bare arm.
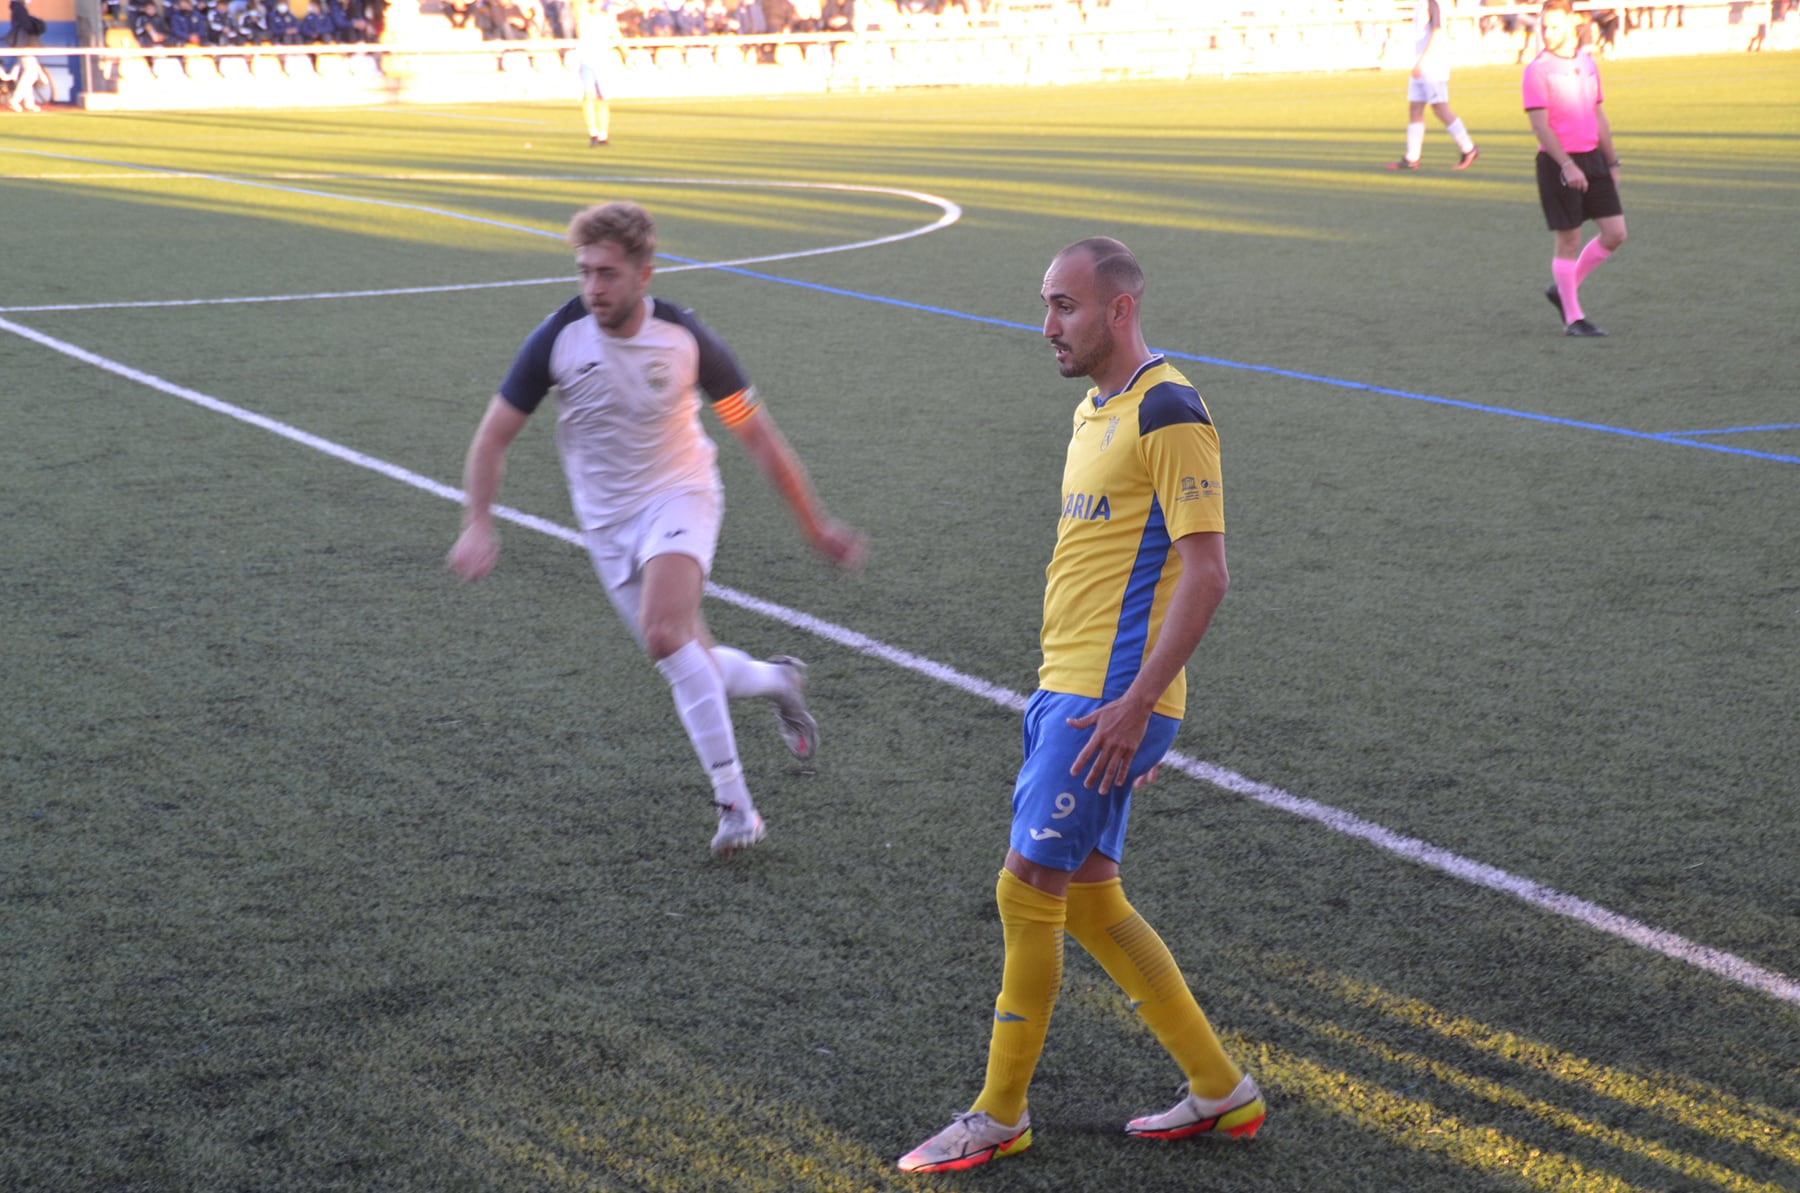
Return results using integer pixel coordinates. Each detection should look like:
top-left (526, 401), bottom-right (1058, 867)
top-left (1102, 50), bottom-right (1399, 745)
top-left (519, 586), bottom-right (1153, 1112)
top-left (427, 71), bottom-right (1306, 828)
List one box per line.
top-left (1528, 108), bottom-right (1588, 192)
top-left (1596, 106), bottom-right (1619, 178)
top-left (730, 409), bottom-right (868, 570)
top-left (1067, 531), bottom-right (1229, 794)
top-left (447, 394), bottom-right (530, 582)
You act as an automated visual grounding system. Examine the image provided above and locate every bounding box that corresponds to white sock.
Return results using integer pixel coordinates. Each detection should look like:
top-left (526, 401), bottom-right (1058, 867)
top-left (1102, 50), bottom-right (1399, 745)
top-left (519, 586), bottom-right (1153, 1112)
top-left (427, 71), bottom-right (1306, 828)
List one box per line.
top-left (1405, 121), bottom-right (1425, 162)
top-left (1446, 117), bottom-right (1474, 153)
top-left (711, 645), bottom-right (787, 701)
top-left (654, 640), bottom-right (752, 806)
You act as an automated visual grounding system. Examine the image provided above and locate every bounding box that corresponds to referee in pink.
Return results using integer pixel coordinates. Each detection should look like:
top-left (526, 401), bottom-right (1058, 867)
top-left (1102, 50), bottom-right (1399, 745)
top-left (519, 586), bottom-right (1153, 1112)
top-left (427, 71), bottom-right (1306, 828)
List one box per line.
top-left (1523, 0), bottom-right (1627, 337)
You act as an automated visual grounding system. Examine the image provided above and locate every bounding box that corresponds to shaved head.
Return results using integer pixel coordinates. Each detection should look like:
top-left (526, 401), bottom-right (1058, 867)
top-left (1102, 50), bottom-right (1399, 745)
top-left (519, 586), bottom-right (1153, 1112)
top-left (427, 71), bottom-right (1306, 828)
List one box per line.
top-left (1041, 236), bottom-right (1152, 392)
top-left (1056, 237), bottom-right (1145, 305)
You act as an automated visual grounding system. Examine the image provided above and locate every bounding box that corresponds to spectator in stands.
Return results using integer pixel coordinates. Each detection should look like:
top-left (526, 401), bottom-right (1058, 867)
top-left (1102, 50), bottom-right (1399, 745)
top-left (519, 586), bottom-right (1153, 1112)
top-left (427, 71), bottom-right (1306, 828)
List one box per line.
top-left (644, 0), bottom-right (676, 33)
top-left (445, 0), bottom-right (476, 28)
top-left (473, 0), bottom-right (505, 37)
top-left (1747, 0), bottom-right (1781, 47)
top-left (1495, 0), bottom-right (1540, 64)
top-left (761, 0), bottom-right (791, 32)
top-left (326, 0), bottom-right (363, 41)
top-left (232, 0), bottom-right (267, 41)
top-left (9, 0), bottom-right (48, 47)
top-left (612, 0), bottom-right (641, 36)
top-left (1590, 5), bottom-right (1621, 53)
top-left (130, 0), bottom-right (170, 43)
top-left (541, 0), bottom-right (567, 36)
top-left (501, 0), bottom-right (541, 37)
top-left (672, 0), bottom-right (706, 35)
top-left (298, 0), bottom-right (331, 40)
top-left (789, 0), bottom-right (820, 32)
top-left (205, 0), bottom-right (236, 42)
top-left (167, 0), bottom-right (205, 42)
top-left (102, 0), bottom-right (134, 38)
top-left (730, 0), bottom-right (764, 33)
top-left (820, 0), bottom-right (850, 31)
top-left (266, 0), bottom-right (299, 42)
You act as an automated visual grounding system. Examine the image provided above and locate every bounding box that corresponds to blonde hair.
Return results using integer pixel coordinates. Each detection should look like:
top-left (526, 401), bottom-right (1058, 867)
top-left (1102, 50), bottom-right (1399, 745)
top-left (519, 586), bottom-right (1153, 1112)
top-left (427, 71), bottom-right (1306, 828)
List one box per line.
top-left (567, 200), bottom-right (657, 265)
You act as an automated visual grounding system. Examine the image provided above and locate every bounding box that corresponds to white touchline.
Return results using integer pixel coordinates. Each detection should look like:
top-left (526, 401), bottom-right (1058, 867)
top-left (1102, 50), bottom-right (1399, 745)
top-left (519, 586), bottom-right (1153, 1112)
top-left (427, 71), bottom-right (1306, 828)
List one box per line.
top-left (5, 306), bottom-right (1797, 1008)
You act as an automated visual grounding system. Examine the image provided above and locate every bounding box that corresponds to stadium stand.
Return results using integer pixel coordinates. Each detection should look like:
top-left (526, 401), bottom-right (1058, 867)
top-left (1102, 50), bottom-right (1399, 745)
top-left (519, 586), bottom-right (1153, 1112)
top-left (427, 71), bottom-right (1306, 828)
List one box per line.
top-left (4, 0), bottom-right (1785, 114)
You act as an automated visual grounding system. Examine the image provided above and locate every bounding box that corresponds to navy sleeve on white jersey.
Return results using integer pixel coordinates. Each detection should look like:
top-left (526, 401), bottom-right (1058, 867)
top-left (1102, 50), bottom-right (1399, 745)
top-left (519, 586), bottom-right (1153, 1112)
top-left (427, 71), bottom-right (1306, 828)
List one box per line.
top-left (651, 298), bottom-right (752, 402)
top-left (498, 296), bottom-right (589, 414)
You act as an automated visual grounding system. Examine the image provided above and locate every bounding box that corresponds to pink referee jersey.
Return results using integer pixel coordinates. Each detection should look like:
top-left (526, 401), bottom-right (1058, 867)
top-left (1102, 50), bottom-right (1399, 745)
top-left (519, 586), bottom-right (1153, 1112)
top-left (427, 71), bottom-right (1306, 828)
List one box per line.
top-left (1521, 50), bottom-right (1604, 153)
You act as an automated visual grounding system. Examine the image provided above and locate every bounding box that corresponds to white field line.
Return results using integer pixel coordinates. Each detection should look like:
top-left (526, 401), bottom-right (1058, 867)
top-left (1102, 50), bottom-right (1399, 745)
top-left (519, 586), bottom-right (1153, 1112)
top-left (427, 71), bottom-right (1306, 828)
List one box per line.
top-left (4, 308), bottom-right (1796, 1007)
top-left (0, 157), bottom-right (962, 315)
top-left (6, 155), bottom-right (1795, 1004)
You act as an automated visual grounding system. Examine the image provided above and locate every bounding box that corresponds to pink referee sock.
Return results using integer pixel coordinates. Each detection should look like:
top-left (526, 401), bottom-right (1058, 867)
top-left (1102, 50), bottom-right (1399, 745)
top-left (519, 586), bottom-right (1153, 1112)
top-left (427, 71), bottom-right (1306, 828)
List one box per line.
top-left (1552, 256), bottom-right (1583, 323)
top-left (1575, 238), bottom-right (1614, 284)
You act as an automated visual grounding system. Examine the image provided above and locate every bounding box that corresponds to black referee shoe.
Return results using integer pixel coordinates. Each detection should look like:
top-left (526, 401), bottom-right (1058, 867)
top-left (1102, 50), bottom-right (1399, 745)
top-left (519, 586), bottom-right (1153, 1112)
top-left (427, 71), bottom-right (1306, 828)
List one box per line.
top-left (1565, 318), bottom-right (1608, 337)
top-left (1545, 284), bottom-right (1565, 320)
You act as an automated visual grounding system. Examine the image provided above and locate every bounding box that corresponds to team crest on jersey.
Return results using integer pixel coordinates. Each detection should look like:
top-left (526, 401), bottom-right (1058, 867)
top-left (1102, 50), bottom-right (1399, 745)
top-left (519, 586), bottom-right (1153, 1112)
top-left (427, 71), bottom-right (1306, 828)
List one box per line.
top-left (645, 358), bottom-right (673, 394)
top-left (1177, 476), bottom-right (1220, 502)
top-left (1099, 416), bottom-right (1120, 451)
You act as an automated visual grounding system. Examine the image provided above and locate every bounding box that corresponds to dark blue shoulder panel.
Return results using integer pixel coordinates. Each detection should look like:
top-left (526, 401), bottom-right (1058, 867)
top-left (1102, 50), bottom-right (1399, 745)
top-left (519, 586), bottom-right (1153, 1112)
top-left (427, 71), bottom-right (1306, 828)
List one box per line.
top-left (498, 295), bottom-right (588, 413)
top-left (1138, 380), bottom-right (1213, 435)
top-left (651, 297), bottom-right (751, 403)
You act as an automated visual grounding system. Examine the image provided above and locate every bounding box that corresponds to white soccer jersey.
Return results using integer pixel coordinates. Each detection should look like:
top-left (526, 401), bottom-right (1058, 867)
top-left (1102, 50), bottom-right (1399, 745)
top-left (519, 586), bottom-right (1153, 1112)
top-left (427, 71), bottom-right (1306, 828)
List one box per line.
top-left (498, 295), bottom-right (761, 531)
top-left (1413, 0), bottom-right (1451, 82)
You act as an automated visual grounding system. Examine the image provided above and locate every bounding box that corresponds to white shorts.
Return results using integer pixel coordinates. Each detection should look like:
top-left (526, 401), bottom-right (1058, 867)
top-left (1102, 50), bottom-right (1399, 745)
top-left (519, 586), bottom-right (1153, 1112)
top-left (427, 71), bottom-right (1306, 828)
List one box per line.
top-left (582, 488), bottom-right (722, 639)
top-left (1407, 78), bottom-right (1451, 104)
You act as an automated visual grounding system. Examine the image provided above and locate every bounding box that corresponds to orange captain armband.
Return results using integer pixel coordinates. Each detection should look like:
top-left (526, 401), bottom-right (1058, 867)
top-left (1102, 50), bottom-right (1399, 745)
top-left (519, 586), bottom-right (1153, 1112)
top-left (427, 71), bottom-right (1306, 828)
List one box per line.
top-left (713, 387), bottom-right (762, 431)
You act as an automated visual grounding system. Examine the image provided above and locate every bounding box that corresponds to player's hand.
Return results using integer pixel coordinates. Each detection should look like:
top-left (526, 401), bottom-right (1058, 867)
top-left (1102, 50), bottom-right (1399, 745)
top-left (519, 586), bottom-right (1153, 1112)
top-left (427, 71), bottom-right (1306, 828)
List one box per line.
top-left (1560, 161), bottom-right (1588, 192)
top-left (811, 517), bottom-right (868, 572)
top-left (1066, 696), bottom-right (1153, 796)
top-left (1133, 763), bottom-right (1161, 791)
top-left (447, 522), bottom-right (499, 582)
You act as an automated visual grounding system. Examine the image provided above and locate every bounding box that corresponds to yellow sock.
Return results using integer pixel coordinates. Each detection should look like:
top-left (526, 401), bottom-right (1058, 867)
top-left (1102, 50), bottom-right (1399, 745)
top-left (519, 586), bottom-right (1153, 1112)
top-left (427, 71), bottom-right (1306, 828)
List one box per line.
top-left (970, 869), bottom-right (1066, 1126)
top-left (1065, 877), bottom-right (1241, 1099)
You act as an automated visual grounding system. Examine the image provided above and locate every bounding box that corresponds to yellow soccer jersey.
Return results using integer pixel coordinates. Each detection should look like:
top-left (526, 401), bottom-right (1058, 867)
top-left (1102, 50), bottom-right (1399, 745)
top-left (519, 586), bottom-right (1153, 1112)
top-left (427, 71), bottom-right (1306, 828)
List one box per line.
top-left (1038, 356), bottom-right (1224, 720)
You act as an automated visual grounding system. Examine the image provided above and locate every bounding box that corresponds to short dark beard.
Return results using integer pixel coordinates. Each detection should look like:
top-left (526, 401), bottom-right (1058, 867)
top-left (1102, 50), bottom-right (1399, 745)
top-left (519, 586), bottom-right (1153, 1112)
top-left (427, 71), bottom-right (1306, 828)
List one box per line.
top-left (1060, 324), bottom-right (1115, 382)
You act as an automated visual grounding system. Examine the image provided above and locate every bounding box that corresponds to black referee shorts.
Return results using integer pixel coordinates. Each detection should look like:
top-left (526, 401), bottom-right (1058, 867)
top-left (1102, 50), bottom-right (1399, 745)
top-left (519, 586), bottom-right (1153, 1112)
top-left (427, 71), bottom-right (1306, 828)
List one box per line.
top-left (1537, 148), bottom-right (1624, 231)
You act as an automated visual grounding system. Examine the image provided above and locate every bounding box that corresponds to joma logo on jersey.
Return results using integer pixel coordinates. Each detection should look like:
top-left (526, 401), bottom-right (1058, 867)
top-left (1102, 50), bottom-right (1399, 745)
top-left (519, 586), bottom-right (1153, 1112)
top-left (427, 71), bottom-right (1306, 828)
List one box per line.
top-left (1062, 492), bottom-right (1111, 521)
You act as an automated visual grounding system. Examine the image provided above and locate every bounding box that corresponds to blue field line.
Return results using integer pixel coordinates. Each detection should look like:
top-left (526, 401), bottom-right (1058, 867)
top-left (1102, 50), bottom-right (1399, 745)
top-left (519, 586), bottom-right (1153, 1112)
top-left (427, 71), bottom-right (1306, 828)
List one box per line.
top-left (670, 257), bottom-right (1800, 468)
top-left (1657, 423), bottom-right (1800, 438)
top-left (5, 139), bottom-right (1791, 467)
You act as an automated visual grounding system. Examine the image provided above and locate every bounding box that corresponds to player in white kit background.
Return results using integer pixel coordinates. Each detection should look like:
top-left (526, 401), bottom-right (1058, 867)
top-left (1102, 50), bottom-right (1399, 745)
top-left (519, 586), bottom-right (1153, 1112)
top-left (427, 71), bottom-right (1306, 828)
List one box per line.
top-left (1384, 0), bottom-right (1481, 171)
top-left (447, 200), bottom-right (867, 857)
